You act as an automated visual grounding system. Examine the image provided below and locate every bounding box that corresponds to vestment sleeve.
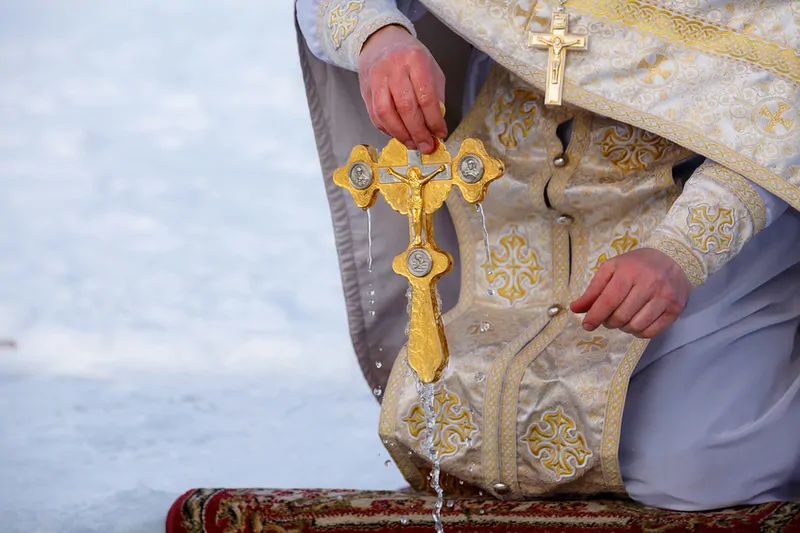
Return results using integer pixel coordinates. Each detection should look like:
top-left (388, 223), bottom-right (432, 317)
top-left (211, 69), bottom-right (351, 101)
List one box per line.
top-left (643, 161), bottom-right (789, 287)
top-left (296, 0), bottom-right (416, 72)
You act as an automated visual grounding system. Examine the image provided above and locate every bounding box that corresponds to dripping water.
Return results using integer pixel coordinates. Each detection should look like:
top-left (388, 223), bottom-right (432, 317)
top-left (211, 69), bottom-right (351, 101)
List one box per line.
top-left (366, 208), bottom-right (373, 272)
top-left (404, 284), bottom-right (412, 336)
top-left (475, 204), bottom-right (494, 296)
top-left (415, 376), bottom-right (445, 533)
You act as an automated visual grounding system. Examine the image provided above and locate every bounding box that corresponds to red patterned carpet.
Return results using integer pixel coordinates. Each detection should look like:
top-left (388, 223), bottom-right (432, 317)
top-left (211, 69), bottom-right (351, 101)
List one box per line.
top-left (166, 488), bottom-right (800, 532)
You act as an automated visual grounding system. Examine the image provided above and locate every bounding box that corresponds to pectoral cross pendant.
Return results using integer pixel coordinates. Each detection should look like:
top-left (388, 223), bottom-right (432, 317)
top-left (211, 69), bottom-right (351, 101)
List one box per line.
top-left (530, 12), bottom-right (588, 106)
top-left (334, 138), bottom-right (504, 383)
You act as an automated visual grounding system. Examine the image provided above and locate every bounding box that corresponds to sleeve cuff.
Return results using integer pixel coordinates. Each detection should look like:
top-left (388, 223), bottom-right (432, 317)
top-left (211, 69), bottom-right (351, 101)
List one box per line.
top-left (316, 0), bottom-right (416, 71)
top-left (642, 161), bottom-right (767, 286)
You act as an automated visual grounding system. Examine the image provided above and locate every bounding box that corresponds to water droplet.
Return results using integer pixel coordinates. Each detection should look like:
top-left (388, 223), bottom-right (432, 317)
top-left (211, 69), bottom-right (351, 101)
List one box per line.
top-left (369, 309), bottom-right (376, 316)
top-left (399, 516), bottom-right (408, 525)
top-left (375, 361), bottom-right (382, 369)
top-left (479, 508), bottom-right (486, 515)
top-left (468, 462), bottom-right (475, 472)
top-left (446, 500), bottom-right (455, 509)
top-left (373, 386), bottom-right (383, 397)
top-left (465, 437), bottom-right (473, 447)
top-left (382, 438), bottom-right (390, 445)
top-left (487, 289), bottom-right (496, 296)
top-left (487, 269), bottom-right (494, 276)
top-left (378, 347), bottom-right (383, 352)
top-left (408, 450), bottom-right (414, 455)
top-left (384, 459), bottom-right (391, 467)
top-left (474, 372), bottom-right (485, 383)
top-left (369, 299), bottom-right (375, 305)
top-left (479, 321), bottom-right (491, 333)
top-left (368, 289), bottom-right (375, 297)
top-left (478, 491), bottom-right (484, 497)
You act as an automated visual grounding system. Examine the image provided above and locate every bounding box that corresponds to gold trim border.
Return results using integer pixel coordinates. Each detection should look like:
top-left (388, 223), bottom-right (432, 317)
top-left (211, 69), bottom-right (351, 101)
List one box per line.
top-left (600, 338), bottom-right (649, 490)
top-left (567, 0), bottom-right (800, 87)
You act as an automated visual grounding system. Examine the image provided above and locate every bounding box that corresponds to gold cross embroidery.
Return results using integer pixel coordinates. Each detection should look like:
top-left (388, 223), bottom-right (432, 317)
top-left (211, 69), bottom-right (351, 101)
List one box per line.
top-left (760, 102), bottom-right (795, 134)
top-left (637, 54), bottom-right (672, 84)
top-left (529, 12), bottom-right (588, 106)
top-left (334, 138), bottom-right (504, 383)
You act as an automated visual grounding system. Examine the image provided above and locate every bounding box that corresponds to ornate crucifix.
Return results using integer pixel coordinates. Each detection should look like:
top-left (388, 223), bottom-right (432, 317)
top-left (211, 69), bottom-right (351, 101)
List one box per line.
top-left (334, 138), bottom-right (504, 383)
top-left (530, 12), bottom-right (588, 106)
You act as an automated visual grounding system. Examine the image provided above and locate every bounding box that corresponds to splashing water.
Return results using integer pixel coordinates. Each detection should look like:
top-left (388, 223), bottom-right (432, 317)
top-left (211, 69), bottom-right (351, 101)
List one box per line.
top-left (366, 208), bottom-right (373, 272)
top-left (415, 377), bottom-right (445, 533)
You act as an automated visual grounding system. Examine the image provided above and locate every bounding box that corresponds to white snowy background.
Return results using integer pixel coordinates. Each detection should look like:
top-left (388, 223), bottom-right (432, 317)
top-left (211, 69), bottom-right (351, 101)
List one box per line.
top-left (0, 1), bottom-right (405, 531)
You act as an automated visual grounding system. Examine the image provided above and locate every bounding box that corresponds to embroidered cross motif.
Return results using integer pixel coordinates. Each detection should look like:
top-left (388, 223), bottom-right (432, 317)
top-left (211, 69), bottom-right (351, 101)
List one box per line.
top-left (522, 406), bottom-right (592, 481)
top-left (329, 1), bottom-right (363, 49)
top-left (760, 102), bottom-right (795, 134)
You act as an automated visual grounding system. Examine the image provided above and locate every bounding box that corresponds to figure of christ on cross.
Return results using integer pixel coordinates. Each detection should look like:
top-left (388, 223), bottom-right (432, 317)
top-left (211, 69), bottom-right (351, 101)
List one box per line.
top-left (386, 164), bottom-right (447, 246)
top-left (537, 34), bottom-right (582, 83)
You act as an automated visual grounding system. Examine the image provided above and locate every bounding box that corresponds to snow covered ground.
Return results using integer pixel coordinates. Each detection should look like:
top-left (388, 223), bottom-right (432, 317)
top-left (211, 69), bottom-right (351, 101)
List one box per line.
top-left (0, 1), bottom-right (405, 531)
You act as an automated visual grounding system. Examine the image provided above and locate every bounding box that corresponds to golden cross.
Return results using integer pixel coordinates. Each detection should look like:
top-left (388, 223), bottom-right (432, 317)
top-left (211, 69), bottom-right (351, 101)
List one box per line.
top-left (760, 102), bottom-right (795, 133)
top-left (529, 12), bottom-right (588, 106)
top-left (334, 138), bottom-right (504, 383)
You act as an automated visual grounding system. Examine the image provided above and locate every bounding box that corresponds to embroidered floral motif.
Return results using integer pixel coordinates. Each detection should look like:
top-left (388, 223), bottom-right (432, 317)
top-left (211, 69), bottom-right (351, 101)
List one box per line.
top-left (688, 204), bottom-right (735, 253)
top-left (493, 89), bottom-right (539, 150)
top-left (329, 1), bottom-right (364, 49)
top-left (599, 124), bottom-right (671, 174)
top-left (403, 387), bottom-right (477, 458)
top-left (484, 225), bottom-right (543, 305)
top-left (522, 407), bottom-right (592, 481)
top-left (592, 230), bottom-right (639, 272)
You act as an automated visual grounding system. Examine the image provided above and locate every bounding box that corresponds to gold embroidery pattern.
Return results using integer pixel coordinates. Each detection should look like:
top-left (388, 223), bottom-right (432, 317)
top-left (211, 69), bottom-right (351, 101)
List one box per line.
top-left (522, 407), bottom-right (592, 482)
top-left (379, 352), bottom-right (427, 491)
top-left (592, 230), bottom-right (639, 272)
top-left (702, 164), bottom-right (767, 232)
top-left (328, 1), bottom-right (364, 49)
top-left (568, 0), bottom-right (800, 86)
top-left (577, 336), bottom-right (608, 354)
top-left (484, 225), bottom-right (543, 305)
top-left (403, 387), bottom-right (478, 458)
top-left (644, 232), bottom-right (706, 286)
top-left (599, 125), bottom-right (671, 174)
top-left (687, 205), bottom-right (735, 253)
top-left (756, 99), bottom-right (797, 138)
top-left (493, 89), bottom-right (539, 150)
top-left (633, 52), bottom-right (676, 86)
top-left (508, 0), bottom-right (550, 32)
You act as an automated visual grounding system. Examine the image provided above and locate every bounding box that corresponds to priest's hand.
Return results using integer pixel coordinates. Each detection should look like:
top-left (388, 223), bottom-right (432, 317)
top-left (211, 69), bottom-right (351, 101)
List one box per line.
top-left (570, 248), bottom-right (691, 339)
top-left (358, 25), bottom-right (447, 154)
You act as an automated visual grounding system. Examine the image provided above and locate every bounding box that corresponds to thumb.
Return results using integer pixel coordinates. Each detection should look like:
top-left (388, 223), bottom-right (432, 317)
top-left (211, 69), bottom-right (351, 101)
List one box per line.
top-left (571, 264), bottom-right (614, 314)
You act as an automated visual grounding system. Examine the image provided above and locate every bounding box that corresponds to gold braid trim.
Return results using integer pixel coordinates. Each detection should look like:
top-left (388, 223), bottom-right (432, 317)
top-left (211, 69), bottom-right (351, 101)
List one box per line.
top-left (643, 232), bottom-right (706, 287)
top-left (700, 164), bottom-right (768, 233)
top-left (567, 0), bottom-right (800, 87)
